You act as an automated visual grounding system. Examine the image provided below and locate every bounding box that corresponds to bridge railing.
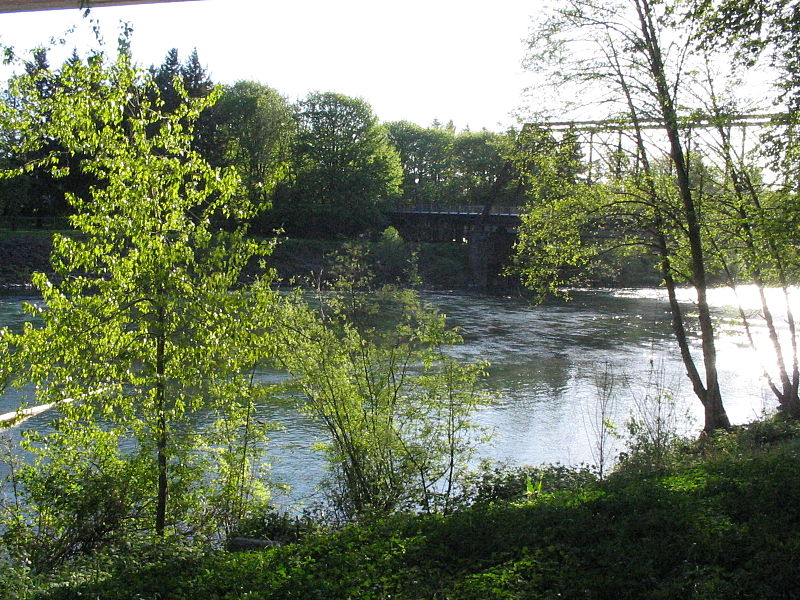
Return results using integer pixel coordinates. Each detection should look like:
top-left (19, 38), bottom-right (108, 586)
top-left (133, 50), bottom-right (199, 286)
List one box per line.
top-left (388, 203), bottom-right (525, 217)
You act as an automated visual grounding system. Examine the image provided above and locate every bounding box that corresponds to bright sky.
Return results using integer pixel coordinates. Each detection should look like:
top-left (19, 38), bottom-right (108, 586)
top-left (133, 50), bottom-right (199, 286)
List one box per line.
top-left (0, 0), bottom-right (536, 131)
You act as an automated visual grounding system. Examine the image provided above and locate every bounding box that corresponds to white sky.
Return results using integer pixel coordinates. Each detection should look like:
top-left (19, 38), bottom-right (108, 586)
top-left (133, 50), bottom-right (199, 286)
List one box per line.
top-left (0, 0), bottom-right (536, 131)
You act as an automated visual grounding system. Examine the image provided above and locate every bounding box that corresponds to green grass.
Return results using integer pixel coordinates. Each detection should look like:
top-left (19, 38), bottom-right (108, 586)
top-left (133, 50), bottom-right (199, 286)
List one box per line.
top-left (10, 418), bottom-right (800, 599)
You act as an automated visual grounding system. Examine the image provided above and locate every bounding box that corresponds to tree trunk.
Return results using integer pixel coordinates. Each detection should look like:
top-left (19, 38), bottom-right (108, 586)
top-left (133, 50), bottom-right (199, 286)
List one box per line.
top-left (658, 238), bottom-right (706, 400)
top-left (155, 310), bottom-right (168, 536)
top-left (636, 0), bottom-right (730, 431)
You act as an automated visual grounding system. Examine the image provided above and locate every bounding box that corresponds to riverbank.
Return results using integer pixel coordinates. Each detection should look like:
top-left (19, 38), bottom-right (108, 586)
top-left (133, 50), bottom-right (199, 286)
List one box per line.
top-left (0, 231), bottom-right (476, 290)
top-left (1, 230), bottom-right (662, 291)
top-left (8, 416), bottom-right (800, 599)
top-left (0, 231), bottom-right (55, 289)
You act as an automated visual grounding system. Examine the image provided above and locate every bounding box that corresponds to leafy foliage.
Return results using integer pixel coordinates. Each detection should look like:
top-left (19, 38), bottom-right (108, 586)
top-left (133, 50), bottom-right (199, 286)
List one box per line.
top-left (455, 461), bottom-right (598, 507)
top-left (694, 0), bottom-right (800, 110)
top-left (510, 127), bottom-right (598, 300)
top-left (386, 120), bottom-right (455, 205)
top-left (516, 0), bottom-right (751, 431)
top-left (0, 38), bottom-right (278, 560)
top-left (273, 92), bottom-right (402, 237)
top-left (10, 420), bottom-right (800, 599)
top-left (386, 121), bottom-right (525, 207)
top-left (274, 256), bottom-right (489, 518)
top-left (205, 81), bottom-right (295, 215)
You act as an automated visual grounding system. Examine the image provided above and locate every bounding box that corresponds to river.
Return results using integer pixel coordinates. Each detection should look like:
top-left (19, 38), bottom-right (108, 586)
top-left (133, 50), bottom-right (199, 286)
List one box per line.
top-left (0, 286), bottom-right (793, 506)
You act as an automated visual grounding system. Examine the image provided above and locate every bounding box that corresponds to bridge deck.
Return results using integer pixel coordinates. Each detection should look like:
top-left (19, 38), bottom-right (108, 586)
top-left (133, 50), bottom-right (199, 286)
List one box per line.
top-left (388, 204), bottom-right (524, 217)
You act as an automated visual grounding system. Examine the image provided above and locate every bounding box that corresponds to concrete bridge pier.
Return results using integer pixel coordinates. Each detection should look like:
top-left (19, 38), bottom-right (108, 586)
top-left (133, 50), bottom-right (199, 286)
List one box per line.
top-left (468, 229), bottom-right (489, 288)
top-left (386, 204), bottom-right (522, 288)
top-left (467, 226), bottom-right (517, 288)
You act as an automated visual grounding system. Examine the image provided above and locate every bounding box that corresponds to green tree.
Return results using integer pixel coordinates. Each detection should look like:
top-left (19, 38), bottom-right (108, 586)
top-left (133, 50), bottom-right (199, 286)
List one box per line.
top-left (149, 47), bottom-right (182, 112)
top-left (206, 81), bottom-right (295, 216)
top-left (386, 123), bottom-right (525, 209)
top-left (386, 120), bottom-right (454, 205)
top-left (694, 0), bottom-right (800, 110)
top-left (148, 48), bottom-right (216, 158)
top-left (274, 92), bottom-right (402, 238)
top-left (149, 48), bottom-right (213, 112)
top-left (691, 85), bottom-right (800, 414)
top-left (449, 130), bottom-right (519, 207)
top-left (181, 48), bottom-right (214, 99)
top-left (510, 126), bottom-right (598, 295)
top-left (693, 2), bottom-right (800, 416)
top-left (0, 47), bottom-right (92, 224)
top-left (520, 0), bottom-right (736, 431)
top-left (0, 41), bottom-right (277, 552)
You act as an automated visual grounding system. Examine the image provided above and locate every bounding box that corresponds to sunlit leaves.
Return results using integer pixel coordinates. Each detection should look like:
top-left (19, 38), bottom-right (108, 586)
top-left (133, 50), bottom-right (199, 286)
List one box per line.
top-left (0, 36), bottom-right (279, 548)
top-left (275, 279), bottom-right (490, 517)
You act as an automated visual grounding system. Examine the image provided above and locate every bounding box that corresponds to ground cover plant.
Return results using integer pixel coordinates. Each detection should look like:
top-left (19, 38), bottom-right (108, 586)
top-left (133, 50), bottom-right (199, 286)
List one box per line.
top-left (2, 417), bottom-right (798, 599)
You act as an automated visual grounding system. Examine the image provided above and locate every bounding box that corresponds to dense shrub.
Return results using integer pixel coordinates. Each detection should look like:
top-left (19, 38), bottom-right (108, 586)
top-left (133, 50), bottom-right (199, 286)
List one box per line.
top-left (455, 461), bottom-right (598, 506)
top-left (227, 508), bottom-right (326, 546)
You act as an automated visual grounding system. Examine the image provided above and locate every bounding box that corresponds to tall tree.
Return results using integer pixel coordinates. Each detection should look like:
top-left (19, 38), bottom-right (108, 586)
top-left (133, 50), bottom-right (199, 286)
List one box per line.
top-left (150, 47), bottom-right (214, 108)
top-left (680, 3), bottom-right (800, 416)
top-left (0, 41), bottom-right (277, 547)
top-left (149, 48), bottom-right (216, 157)
top-left (692, 75), bottom-right (800, 415)
top-left (274, 92), bottom-right (402, 238)
top-left (180, 48), bottom-right (214, 99)
top-left (450, 129), bottom-right (520, 208)
top-left (520, 0), bottom-right (734, 431)
top-left (149, 47), bottom-right (182, 112)
top-left (205, 81), bottom-right (295, 215)
top-left (694, 0), bottom-right (800, 110)
top-left (386, 120), bottom-right (454, 205)
top-left (690, 1), bottom-right (800, 416)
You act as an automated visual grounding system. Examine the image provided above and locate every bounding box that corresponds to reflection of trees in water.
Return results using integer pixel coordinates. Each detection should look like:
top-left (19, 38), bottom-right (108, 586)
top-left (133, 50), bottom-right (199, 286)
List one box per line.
top-left (487, 357), bottom-right (572, 401)
top-left (563, 295), bottom-right (677, 351)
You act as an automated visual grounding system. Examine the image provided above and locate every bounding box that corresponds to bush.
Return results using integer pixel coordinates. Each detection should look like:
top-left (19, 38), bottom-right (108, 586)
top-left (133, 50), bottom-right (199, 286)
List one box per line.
top-left (0, 561), bottom-right (36, 599)
top-left (706, 415), bottom-right (800, 455)
top-left (0, 427), bottom-right (153, 572)
top-left (416, 242), bottom-right (471, 288)
top-left (373, 227), bottom-right (419, 286)
top-left (10, 426), bottom-right (800, 599)
top-left (228, 508), bottom-right (326, 546)
top-left (276, 271), bottom-right (490, 519)
top-left (455, 461), bottom-right (598, 507)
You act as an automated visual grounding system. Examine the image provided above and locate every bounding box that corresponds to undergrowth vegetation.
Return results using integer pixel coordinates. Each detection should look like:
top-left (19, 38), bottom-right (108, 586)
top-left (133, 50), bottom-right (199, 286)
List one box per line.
top-left (3, 417), bottom-right (799, 599)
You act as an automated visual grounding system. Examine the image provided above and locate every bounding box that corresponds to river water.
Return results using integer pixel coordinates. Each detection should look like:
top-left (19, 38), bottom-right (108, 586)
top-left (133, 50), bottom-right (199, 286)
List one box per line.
top-left (0, 286), bottom-right (793, 505)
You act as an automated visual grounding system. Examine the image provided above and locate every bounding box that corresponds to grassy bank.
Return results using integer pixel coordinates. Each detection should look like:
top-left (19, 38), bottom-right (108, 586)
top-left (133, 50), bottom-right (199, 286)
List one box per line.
top-left (7, 417), bottom-right (800, 599)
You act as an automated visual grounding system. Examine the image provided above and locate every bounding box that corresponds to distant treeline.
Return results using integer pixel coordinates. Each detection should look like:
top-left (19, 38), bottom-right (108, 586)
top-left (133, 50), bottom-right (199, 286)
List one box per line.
top-left (0, 48), bottom-right (543, 240)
